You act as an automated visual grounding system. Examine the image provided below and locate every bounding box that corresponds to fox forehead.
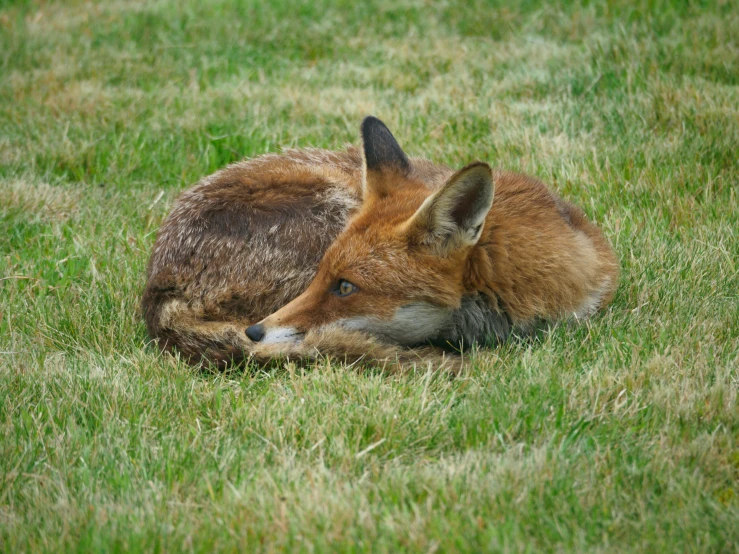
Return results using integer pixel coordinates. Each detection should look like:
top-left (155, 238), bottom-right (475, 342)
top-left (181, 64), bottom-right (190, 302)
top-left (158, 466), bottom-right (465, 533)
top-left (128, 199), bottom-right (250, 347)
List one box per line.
top-left (319, 210), bottom-right (413, 274)
top-left (319, 233), bottom-right (415, 290)
top-left (317, 223), bottom-right (467, 307)
top-left (321, 184), bottom-right (432, 260)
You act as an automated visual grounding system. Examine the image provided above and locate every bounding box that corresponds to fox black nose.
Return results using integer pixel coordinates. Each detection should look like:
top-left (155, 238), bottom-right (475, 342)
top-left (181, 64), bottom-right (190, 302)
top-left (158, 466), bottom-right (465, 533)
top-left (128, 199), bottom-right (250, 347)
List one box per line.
top-left (245, 323), bottom-right (265, 342)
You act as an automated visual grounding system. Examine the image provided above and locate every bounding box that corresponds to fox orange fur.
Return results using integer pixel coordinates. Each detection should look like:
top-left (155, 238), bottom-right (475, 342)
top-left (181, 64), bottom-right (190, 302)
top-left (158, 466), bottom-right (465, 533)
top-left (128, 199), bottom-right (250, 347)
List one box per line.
top-left (142, 117), bottom-right (618, 370)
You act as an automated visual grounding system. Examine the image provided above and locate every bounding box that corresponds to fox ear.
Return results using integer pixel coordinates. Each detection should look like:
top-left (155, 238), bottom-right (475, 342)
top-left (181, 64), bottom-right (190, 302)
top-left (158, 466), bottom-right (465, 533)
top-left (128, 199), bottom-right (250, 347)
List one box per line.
top-left (361, 116), bottom-right (410, 200)
top-left (409, 162), bottom-right (494, 255)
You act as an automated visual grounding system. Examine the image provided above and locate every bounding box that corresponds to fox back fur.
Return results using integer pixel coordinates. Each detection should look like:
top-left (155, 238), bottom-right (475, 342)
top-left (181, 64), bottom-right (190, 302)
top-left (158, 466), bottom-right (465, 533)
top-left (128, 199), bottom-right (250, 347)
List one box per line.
top-left (142, 117), bottom-right (618, 370)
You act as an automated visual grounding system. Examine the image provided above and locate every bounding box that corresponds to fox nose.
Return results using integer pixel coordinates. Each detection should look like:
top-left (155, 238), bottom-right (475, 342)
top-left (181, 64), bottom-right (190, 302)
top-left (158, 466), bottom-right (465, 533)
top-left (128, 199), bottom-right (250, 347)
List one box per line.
top-left (245, 323), bottom-right (265, 342)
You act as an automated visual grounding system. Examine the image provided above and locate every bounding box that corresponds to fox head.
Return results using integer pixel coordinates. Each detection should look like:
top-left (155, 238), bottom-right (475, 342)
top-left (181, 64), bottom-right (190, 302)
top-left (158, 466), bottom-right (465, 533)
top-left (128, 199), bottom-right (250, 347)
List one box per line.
top-left (246, 116), bottom-right (495, 347)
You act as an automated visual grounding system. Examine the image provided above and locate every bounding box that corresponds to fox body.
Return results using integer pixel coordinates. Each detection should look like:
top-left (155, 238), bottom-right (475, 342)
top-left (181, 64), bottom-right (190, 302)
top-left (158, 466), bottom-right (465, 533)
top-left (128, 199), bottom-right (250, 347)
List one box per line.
top-left (143, 117), bottom-right (618, 369)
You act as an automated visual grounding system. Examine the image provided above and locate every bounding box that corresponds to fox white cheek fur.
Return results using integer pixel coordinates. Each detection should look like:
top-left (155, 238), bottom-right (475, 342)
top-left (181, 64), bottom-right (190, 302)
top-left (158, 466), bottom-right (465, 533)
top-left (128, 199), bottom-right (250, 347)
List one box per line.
top-left (339, 303), bottom-right (453, 346)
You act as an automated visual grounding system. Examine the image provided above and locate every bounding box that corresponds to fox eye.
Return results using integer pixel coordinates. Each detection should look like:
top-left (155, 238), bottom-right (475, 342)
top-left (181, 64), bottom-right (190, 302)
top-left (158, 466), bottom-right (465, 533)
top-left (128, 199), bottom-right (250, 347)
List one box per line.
top-left (335, 279), bottom-right (358, 297)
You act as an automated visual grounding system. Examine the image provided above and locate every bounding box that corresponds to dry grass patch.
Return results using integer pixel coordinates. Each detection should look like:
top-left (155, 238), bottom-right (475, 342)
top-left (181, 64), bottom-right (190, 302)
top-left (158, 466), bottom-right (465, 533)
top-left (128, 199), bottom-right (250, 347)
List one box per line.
top-left (0, 180), bottom-right (81, 223)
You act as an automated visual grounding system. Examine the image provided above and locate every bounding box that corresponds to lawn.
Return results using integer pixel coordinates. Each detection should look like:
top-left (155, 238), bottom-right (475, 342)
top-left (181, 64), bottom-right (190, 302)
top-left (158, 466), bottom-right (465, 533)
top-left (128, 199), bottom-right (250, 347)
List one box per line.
top-left (1, 0), bottom-right (738, 551)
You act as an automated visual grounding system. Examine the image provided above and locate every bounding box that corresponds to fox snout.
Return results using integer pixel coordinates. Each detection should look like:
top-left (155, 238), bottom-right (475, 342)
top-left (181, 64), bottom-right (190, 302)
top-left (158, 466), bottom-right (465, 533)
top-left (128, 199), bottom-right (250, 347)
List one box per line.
top-left (245, 298), bottom-right (310, 345)
top-left (245, 320), bottom-right (305, 344)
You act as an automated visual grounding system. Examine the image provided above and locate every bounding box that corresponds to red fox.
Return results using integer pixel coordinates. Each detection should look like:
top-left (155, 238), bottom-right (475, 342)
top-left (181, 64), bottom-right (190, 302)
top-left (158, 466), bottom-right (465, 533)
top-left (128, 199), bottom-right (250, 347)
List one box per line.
top-left (142, 117), bottom-right (618, 370)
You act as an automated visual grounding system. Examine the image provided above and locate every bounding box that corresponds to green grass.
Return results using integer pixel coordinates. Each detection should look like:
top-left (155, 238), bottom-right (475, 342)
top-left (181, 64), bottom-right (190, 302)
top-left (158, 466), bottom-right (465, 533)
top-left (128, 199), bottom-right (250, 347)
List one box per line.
top-left (1, 0), bottom-right (738, 551)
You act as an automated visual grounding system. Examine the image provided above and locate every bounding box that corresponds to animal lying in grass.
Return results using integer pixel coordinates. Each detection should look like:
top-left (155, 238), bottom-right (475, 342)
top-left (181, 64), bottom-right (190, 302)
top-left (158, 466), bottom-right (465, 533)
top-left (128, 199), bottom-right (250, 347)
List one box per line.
top-left (142, 116), bottom-right (619, 370)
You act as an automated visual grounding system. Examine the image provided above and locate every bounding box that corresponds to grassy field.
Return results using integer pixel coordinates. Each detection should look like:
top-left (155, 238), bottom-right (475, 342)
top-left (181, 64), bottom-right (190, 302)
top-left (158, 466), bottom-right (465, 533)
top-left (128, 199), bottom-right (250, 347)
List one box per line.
top-left (1, 0), bottom-right (738, 551)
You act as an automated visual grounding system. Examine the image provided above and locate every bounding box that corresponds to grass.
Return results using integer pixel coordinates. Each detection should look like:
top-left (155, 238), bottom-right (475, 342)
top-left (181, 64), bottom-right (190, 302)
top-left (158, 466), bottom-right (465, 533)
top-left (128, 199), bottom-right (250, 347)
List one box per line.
top-left (1, 0), bottom-right (738, 551)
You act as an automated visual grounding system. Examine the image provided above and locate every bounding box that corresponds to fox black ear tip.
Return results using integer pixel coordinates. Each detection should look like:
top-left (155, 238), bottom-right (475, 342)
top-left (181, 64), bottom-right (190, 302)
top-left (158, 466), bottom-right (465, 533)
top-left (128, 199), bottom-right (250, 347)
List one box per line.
top-left (361, 115), bottom-right (385, 131)
top-left (360, 116), bottom-right (409, 174)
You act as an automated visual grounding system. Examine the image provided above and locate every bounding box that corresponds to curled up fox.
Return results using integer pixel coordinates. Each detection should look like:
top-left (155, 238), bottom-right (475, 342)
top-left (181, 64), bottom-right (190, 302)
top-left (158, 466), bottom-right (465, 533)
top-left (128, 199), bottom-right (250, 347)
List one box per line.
top-left (142, 117), bottom-right (619, 370)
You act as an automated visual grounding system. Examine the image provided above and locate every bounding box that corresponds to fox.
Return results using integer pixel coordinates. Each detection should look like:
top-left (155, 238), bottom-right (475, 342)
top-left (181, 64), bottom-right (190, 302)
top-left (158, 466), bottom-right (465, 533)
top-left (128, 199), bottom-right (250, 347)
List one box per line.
top-left (142, 116), bottom-right (619, 371)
